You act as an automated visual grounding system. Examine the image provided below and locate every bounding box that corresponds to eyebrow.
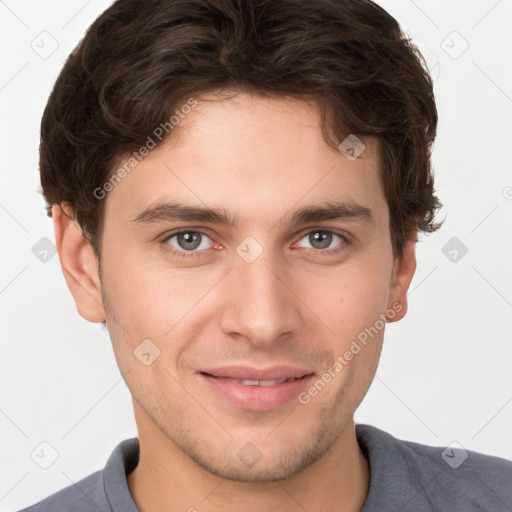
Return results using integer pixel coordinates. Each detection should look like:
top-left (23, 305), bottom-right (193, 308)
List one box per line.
top-left (130, 200), bottom-right (373, 227)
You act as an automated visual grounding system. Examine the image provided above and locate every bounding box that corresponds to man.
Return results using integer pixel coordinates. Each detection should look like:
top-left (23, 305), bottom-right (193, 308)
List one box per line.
top-left (20, 0), bottom-right (512, 510)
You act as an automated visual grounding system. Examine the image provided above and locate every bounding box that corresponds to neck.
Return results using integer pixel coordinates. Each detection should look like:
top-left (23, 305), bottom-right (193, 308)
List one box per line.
top-left (127, 409), bottom-right (369, 512)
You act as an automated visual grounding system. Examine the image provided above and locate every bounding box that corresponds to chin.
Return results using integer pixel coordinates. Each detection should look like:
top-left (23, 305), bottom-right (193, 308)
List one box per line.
top-left (177, 421), bottom-right (336, 483)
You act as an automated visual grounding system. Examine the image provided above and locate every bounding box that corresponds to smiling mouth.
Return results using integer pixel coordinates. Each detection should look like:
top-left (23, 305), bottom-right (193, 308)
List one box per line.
top-left (200, 373), bottom-right (312, 387)
top-left (198, 370), bottom-right (316, 411)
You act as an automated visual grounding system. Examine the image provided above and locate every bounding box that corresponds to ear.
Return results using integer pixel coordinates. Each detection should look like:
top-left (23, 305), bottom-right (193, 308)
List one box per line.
top-left (52, 203), bottom-right (106, 323)
top-left (386, 237), bottom-right (417, 322)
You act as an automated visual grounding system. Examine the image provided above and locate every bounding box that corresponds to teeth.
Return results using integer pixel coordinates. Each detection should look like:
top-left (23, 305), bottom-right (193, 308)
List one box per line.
top-left (223, 378), bottom-right (290, 386)
top-left (258, 379), bottom-right (284, 386)
top-left (241, 379), bottom-right (261, 386)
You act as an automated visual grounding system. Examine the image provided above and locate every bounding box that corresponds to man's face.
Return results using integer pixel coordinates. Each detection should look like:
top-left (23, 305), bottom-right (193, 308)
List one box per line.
top-left (95, 91), bottom-right (412, 481)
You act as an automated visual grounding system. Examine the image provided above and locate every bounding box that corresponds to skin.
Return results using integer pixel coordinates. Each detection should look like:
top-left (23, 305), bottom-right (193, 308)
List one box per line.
top-left (53, 90), bottom-right (417, 512)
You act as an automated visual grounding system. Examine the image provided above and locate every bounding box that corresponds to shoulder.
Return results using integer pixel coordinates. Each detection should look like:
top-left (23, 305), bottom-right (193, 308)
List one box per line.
top-left (16, 470), bottom-right (109, 512)
top-left (356, 424), bottom-right (512, 511)
top-left (16, 438), bottom-right (139, 512)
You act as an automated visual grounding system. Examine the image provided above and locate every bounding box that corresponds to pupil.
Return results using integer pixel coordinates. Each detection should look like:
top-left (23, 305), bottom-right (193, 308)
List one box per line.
top-left (310, 231), bottom-right (331, 249)
top-left (178, 232), bottom-right (201, 250)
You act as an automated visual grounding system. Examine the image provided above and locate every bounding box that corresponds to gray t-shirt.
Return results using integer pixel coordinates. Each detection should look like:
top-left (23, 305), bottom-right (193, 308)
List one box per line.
top-left (18, 424), bottom-right (512, 511)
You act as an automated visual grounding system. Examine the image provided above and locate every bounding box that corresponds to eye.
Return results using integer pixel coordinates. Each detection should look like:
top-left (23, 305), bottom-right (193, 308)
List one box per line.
top-left (163, 230), bottom-right (214, 253)
top-left (161, 228), bottom-right (347, 258)
top-left (295, 230), bottom-right (346, 251)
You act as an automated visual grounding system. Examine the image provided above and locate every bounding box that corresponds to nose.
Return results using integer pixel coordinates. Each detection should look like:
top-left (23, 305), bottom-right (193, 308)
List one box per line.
top-left (218, 246), bottom-right (304, 348)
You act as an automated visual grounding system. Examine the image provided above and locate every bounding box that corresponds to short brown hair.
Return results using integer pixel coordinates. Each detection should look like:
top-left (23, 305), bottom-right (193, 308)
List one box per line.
top-left (40, 0), bottom-right (442, 259)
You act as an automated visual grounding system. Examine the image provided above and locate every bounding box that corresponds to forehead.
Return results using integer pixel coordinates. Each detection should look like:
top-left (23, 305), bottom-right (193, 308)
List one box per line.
top-left (103, 91), bottom-right (386, 228)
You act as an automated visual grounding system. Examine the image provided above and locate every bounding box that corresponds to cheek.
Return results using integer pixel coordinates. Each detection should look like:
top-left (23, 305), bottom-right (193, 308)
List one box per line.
top-left (101, 251), bottom-right (228, 357)
top-left (102, 248), bottom-right (180, 330)
top-left (295, 259), bottom-right (392, 341)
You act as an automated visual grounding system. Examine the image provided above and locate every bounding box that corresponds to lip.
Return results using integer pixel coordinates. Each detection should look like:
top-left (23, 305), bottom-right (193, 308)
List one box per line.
top-left (200, 365), bottom-right (313, 381)
top-left (197, 365), bottom-right (316, 411)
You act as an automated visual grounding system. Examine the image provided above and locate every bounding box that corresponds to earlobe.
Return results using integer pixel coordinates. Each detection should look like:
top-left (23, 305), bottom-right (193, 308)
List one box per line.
top-left (52, 203), bottom-right (106, 323)
top-left (387, 238), bottom-right (417, 322)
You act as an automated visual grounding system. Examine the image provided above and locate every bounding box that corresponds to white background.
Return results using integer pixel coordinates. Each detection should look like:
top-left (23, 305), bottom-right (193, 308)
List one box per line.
top-left (1, 0), bottom-right (511, 510)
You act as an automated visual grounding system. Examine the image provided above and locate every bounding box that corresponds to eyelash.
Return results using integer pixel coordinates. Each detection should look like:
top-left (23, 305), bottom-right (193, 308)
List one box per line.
top-left (160, 229), bottom-right (350, 260)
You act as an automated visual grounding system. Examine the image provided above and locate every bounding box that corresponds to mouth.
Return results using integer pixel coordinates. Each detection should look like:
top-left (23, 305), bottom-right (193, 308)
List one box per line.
top-left (200, 374), bottom-right (311, 386)
top-left (197, 366), bottom-right (315, 411)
